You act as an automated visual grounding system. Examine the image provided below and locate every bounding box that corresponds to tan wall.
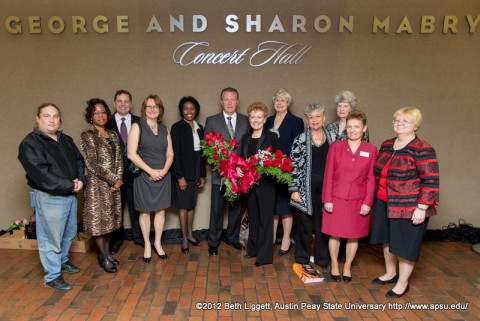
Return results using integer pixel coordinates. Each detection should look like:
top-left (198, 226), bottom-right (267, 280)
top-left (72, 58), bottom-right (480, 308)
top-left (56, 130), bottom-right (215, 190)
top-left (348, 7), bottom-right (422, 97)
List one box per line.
top-left (1, 1), bottom-right (479, 230)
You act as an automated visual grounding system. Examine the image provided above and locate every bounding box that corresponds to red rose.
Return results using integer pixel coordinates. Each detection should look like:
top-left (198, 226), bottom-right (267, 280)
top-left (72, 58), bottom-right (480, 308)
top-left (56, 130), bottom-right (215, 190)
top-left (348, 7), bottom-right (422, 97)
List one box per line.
top-left (213, 154), bottom-right (219, 160)
top-left (264, 160), bottom-right (272, 167)
top-left (266, 146), bottom-right (273, 152)
top-left (272, 158), bottom-right (282, 167)
top-left (229, 139), bottom-right (238, 148)
top-left (222, 148), bottom-right (229, 155)
top-left (274, 150), bottom-right (283, 158)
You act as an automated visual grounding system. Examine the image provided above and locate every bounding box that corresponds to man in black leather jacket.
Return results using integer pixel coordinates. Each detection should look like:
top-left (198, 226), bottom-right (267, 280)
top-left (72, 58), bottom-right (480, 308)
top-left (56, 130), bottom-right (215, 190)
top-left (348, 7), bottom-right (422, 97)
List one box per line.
top-left (18, 103), bottom-right (86, 292)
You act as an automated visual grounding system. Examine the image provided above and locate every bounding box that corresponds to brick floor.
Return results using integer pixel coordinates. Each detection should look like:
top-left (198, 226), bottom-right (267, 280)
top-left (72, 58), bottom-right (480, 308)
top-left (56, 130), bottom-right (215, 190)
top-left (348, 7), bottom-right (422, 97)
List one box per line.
top-left (0, 240), bottom-right (478, 320)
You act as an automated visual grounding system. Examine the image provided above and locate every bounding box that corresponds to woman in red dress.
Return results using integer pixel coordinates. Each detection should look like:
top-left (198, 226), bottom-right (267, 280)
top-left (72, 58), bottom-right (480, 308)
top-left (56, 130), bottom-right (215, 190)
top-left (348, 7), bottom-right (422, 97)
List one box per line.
top-left (322, 110), bottom-right (377, 283)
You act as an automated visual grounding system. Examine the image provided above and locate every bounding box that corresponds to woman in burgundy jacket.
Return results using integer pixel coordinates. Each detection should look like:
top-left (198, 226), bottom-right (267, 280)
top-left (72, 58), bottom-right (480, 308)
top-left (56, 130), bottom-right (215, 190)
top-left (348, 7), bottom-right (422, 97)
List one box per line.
top-left (322, 110), bottom-right (377, 283)
top-left (370, 107), bottom-right (439, 298)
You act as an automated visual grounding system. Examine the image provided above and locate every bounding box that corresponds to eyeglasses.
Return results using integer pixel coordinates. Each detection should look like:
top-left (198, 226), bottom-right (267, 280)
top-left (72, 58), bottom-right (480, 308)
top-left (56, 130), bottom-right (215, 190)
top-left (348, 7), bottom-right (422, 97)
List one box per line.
top-left (146, 105), bottom-right (160, 110)
top-left (393, 119), bottom-right (414, 125)
top-left (93, 111), bottom-right (108, 115)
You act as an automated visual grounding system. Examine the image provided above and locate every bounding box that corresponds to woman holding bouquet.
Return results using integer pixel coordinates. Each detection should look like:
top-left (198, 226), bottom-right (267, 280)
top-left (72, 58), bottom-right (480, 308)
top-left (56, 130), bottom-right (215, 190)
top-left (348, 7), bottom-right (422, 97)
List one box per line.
top-left (239, 102), bottom-right (281, 267)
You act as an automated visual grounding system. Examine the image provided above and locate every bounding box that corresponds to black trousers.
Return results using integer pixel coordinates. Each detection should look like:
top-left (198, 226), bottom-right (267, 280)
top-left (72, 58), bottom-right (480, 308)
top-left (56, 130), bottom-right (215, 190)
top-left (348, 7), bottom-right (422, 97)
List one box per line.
top-left (246, 182), bottom-right (275, 264)
top-left (295, 173), bottom-right (330, 266)
top-left (112, 169), bottom-right (142, 245)
top-left (208, 184), bottom-right (242, 247)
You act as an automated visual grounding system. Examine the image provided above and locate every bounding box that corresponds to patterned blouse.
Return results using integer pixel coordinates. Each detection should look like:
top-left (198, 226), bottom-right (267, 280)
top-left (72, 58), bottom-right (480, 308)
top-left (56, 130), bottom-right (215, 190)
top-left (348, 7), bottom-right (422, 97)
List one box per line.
top-left (325, 120), bottom-right (370, 144)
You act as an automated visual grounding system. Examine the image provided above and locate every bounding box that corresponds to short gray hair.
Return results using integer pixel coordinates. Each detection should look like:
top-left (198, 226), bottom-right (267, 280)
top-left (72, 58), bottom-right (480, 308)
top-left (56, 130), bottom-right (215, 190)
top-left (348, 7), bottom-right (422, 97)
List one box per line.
top-left (334, 90), bottom-right (357, 109)
top-left (303, 103), bottom-right (325, 116)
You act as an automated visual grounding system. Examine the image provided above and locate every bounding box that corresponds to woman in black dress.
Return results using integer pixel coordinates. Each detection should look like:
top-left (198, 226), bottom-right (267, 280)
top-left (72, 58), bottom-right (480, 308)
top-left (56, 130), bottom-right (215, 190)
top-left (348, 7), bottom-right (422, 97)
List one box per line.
top-left (265, 88), bottom-right (304, 256)
top-left (171, 96), bottom-right (206, 254)
top-left (239, 102), bottom-right (281, 267)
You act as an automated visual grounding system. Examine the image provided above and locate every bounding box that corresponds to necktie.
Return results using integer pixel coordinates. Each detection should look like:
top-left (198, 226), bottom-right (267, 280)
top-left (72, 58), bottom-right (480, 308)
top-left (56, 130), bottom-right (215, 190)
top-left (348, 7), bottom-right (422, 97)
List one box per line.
top-left (227, 116), bottom-right (235, 139)
top-left (120, 118), bottom-right (128, 144)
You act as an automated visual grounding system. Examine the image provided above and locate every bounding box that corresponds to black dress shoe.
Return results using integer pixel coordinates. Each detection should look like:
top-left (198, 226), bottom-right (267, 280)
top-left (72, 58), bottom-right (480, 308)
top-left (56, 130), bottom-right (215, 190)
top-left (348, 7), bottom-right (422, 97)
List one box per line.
top-left (243, 254), bottom-right (255, 259)
top-left (386, 285), bottom-right (409, 298)
top-left (254, 262), bottom-right (264, 267)
top-left (188, 239), bottom-right (201, 246)
top-left (330, 274), bottom-right (341, 282)
top-left (61, 261), bottom-right (80, 274)
top-left (181, 247), bottom-right (190, 254)
top-left (110, 242), bottom-right (122, 254)
top-left (208, 246), bottom-right (218, 256)
top-left (342, 275), bottom-right (352, 283)
top-left (143, 256), bottom-right (151, 263)
top-left (98, 255), bottom-right (117, 273)
top-left (107, 253), bottom-right (119, 266)
top-left (372, 275), bottom-right (399, 285)
top-left (45, 276), bottom-right (72, 292)
top-left (225, 241), bottom-right (246, 250)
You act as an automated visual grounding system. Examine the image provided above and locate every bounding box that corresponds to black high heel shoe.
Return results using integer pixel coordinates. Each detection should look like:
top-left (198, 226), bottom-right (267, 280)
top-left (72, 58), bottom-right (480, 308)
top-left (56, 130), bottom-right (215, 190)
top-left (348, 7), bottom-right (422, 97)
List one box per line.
top-left (342, 275), bottom-right (352, 283)
top-left (143, 246), bottom-right (152, 263)
top-left (154, 246), bottom-right (168, 260)
top-left (188, 239), bottom-right (201, 246)
top-left (330, 274), bottom-right (341, 282)
top-left (181, 247), bottom-right (190, 254)
top-left (278, 243), bottom-right (293, 256)
top-left (98, 254), bottom-right (117, 273)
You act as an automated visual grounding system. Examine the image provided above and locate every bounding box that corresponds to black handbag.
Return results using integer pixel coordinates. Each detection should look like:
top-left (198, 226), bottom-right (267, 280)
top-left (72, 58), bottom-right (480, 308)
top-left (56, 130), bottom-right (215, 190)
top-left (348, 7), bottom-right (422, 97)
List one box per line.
top-left (128, 123), bottom-right (142, 175)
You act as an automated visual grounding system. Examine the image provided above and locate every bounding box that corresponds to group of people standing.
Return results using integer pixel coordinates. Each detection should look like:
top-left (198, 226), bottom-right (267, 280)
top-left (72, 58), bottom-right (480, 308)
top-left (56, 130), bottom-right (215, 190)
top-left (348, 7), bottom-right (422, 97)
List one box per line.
top-left (17, 88), bottom-right (439, 299)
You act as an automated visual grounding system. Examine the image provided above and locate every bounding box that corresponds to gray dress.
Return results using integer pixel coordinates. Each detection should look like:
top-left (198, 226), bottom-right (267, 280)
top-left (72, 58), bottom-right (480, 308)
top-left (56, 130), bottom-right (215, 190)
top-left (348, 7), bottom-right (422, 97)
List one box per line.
top-left (134, 121), bottom-right (171, 212)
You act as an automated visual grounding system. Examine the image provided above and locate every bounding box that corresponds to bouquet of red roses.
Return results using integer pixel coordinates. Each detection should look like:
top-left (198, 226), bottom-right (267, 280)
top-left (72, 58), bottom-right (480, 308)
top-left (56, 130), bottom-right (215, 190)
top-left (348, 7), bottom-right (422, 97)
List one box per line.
top-left (201, 131), bottom-right (260, 203)
top-left (201, 131), bottom-right (238, 171)
top-left (248, 146), bottom-right (294, 186)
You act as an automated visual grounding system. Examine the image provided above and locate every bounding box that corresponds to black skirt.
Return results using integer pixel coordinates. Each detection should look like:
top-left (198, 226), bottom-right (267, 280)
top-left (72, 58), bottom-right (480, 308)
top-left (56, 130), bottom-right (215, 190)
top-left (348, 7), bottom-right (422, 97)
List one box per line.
top-left (370, 199), bottom-right (429, 262)
top-left (172, 151), bottom-right (201, 210)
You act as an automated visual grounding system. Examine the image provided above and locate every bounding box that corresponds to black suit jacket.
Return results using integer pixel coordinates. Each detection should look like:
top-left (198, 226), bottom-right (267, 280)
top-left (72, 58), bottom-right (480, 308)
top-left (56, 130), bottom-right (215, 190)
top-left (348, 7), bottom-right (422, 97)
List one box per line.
top-left (106, 113), bottom-right (140, 169)
top-left (170, 119), bottom-right (206, 180)
top-left (204, 112), bottom-right (249, 184)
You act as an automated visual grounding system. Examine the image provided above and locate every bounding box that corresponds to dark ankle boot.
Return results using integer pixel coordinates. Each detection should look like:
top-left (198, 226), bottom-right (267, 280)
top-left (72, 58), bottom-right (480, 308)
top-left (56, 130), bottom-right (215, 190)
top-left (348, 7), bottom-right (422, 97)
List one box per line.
top-left (98, 254), bottom-right (117, 273)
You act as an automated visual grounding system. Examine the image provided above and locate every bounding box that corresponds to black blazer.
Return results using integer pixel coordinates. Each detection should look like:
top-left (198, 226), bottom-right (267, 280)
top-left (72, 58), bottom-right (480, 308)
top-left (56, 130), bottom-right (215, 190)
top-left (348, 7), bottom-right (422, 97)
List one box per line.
top-left (106, 113), bottom-right (140, 154)
top-left (241, 129), bottom-right (282, 184)
top-left (204, 112), bottom-right (249, 184)
top-left (170, 119), bottom-right (206, 181)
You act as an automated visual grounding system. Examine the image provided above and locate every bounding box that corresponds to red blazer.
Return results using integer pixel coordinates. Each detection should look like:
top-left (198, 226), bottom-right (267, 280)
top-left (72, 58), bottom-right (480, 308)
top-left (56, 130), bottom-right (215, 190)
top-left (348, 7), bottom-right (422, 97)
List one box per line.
top-left (322, 140), bottom-right (377, 205)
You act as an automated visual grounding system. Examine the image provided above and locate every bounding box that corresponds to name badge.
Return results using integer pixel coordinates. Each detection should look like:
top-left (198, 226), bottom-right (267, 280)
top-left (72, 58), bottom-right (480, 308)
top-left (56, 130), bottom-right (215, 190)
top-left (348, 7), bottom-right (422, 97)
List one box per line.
top-left (360, 151), bottom-right (370, 157)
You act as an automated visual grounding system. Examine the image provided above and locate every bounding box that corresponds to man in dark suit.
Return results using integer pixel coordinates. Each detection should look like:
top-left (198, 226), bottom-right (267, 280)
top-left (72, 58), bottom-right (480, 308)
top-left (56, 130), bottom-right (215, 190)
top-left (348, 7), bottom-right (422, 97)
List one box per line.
top-left (204, 87), bottom-right (249, 255)
top-left (106, 89), bottom-right (143, 250)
